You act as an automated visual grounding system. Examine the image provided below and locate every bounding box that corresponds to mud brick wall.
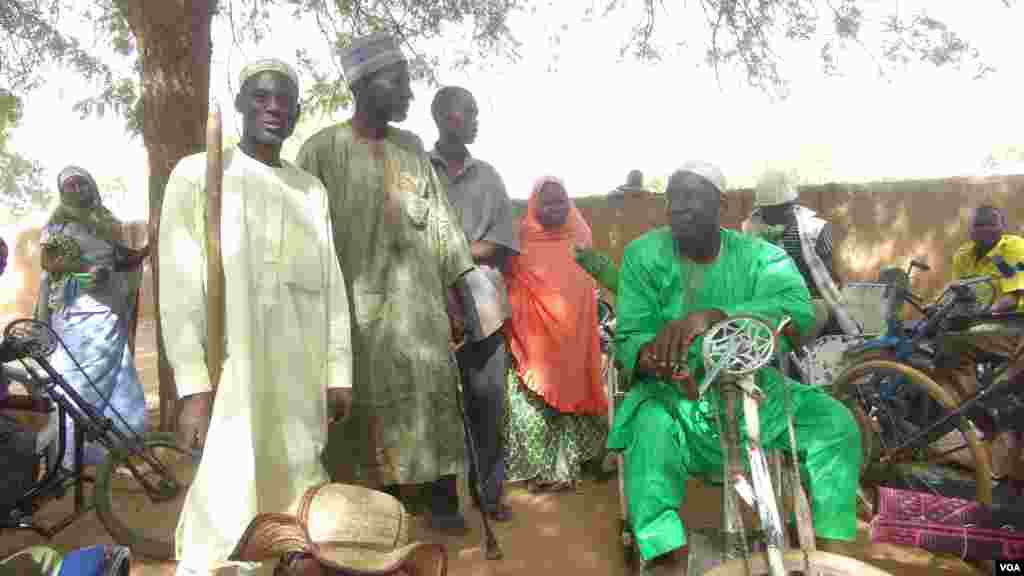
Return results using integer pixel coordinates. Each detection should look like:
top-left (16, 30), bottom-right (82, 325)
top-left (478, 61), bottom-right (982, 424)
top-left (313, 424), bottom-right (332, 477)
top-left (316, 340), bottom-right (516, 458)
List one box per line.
top-left (3, 174), bottom-right (1022, 318)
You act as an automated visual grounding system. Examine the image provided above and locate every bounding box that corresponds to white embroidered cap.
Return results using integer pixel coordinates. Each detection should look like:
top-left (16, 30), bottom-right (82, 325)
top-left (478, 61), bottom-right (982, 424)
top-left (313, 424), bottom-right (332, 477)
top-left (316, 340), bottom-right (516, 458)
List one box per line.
top-left (239, 57), bottom-right (300, 92)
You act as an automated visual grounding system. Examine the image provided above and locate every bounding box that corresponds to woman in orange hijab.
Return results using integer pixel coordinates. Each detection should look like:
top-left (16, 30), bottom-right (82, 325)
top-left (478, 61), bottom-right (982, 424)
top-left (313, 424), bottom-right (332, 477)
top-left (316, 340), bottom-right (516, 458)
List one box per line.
top-left (503, 175), bottom-right (608, 492)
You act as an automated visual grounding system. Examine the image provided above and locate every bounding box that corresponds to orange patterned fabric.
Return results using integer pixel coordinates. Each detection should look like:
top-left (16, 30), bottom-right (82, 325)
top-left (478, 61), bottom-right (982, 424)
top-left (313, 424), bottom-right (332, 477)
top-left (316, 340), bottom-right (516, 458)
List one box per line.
top-left (503, 176), bottom-right (607, 415)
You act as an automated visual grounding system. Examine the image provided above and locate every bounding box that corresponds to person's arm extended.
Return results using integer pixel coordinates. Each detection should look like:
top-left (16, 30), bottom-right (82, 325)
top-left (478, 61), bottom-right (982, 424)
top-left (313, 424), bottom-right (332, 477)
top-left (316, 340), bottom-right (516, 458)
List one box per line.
top-left (993, 240), bottom-right (1024, 313)
top-left (992, 291), bottom-right (1023, 313)
top-left (158, 157), bottom-right (214, 447)
top-left (431, 163), bottom-right (475, 289)
top-left (474, 168), bottom-right (519, 271)
top-left (471, 240), bottom-right (512, 268)
top-left (320, 185), bottom-right (354, 422)
top-left (575, 246), bottom-right (619, 295)
top-left (113, 244), bottom-right (150, 271)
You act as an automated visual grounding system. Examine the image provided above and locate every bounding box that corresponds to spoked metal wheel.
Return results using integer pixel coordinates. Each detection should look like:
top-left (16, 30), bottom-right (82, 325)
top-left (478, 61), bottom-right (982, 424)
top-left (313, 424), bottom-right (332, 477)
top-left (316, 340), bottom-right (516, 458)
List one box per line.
top-left (832, 354), bottom-right (993, 506)
top-left (3, 318), bottom-right (59, 359)
top-left (95, 432), bottom-right (200, 559)
top-left (704, 550), bottom-right (894, 576)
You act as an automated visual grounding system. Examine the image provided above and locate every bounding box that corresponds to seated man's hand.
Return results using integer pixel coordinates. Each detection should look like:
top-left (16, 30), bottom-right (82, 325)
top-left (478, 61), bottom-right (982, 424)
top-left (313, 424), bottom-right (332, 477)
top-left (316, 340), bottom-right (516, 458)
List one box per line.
top-left (639, 309), bottom-right (728, 398)
top-left (992, 293), bottom-right (1020, 314)
top-left (178, 392), bottom-right (213, 452)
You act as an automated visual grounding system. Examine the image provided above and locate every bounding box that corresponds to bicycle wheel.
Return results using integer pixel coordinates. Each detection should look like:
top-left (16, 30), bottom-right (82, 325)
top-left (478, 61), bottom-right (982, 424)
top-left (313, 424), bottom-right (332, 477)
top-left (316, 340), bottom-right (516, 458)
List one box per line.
top-left (704, 550), bottom-right (894, 576)
top-left (832, 354), bottom-right (993, 506)
top-left (95, 431), bottom-right (199, 560)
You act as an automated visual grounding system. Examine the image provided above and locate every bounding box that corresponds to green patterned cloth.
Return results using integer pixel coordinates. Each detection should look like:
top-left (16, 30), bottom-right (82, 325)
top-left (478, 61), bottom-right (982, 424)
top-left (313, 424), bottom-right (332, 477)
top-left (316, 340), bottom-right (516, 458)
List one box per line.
top-left (504, 369), bottom-right (608, 486)
top-left (297, 121), bottom-right (475, 487)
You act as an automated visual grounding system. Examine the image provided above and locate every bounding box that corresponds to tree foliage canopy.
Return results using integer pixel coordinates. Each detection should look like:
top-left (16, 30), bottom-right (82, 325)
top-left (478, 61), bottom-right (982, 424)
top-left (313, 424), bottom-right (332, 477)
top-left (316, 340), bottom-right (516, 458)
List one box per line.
top-left (1, 0), bottom-right (526, 132)
top-left (0, 88), bottom-right (49, 217)
top-left (606, 0), bottom-right (1005, 92)
top-left (0, 0), bottom-right (1010, 133)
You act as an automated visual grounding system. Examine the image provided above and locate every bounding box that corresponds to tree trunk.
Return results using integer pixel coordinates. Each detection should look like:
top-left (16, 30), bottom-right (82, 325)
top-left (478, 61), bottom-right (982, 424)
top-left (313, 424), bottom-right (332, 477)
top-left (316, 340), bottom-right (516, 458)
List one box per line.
top-left (121, 0), bottom-right (214, 431)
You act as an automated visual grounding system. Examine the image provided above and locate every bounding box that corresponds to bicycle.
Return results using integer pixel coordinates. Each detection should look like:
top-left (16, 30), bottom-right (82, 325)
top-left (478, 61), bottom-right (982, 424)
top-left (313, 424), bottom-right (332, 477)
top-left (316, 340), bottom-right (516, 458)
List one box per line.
top-left (831, 257), bottom-right (1024, 508)
top-left (0, 317), bottom-right (199, 560)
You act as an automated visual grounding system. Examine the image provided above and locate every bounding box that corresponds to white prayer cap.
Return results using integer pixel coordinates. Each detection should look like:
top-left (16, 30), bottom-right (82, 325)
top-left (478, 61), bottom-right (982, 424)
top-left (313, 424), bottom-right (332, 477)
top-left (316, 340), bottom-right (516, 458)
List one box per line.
top-left (674, 160), bottom-right (728, 196)
top-left (754, 168), bottom-right (799, 206)
top-left (340, 32), bottom-right (407, 86)
top-left (239, 57), bottom-right (300, 92)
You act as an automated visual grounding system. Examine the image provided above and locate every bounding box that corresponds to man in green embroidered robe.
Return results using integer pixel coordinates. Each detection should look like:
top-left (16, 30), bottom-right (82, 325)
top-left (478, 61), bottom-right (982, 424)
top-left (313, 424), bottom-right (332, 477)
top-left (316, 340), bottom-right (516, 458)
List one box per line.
top-left (606, 161), bottom-right (862, 573)
top-left (295, 33), bottom-right (475, 532)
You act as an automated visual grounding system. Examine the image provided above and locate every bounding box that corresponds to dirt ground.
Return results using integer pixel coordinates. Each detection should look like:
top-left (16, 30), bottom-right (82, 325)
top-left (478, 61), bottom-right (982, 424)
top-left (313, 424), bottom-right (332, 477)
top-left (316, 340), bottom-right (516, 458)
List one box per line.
top-left (0, 318), bottom-right (986, 575)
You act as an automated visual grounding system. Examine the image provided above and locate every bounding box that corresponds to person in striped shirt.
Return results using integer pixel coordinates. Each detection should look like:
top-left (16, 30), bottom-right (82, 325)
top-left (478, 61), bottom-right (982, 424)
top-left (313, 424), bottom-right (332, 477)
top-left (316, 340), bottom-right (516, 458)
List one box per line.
top-left (742, 169), bottom-right (859, 341)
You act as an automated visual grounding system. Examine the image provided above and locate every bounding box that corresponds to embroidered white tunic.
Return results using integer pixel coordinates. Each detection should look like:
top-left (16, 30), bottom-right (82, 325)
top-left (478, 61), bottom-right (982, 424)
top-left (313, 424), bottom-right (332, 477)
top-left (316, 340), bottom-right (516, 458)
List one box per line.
top-left (159, 148), bottom-right (352, 574)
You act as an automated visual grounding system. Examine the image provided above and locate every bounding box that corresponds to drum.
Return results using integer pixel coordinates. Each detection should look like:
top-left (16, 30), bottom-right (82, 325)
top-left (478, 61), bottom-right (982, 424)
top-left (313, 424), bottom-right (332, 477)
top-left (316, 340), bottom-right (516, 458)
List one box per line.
top-left (796, 334), bottom-right (867, 389)
top-left (841, 282), bottom-right (890, 336)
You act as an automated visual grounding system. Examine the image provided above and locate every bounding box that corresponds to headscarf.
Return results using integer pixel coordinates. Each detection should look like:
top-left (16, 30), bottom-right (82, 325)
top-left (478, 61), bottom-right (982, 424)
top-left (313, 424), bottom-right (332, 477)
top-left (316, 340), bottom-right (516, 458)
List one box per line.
top-left (503, 176), bottom-right (607, 415)
top-left (520, 175), bottom-right (593, 247)
top-left (340, 32), bottom-right (407, 86)
top-left (47, 166), bottom-right (122, 244)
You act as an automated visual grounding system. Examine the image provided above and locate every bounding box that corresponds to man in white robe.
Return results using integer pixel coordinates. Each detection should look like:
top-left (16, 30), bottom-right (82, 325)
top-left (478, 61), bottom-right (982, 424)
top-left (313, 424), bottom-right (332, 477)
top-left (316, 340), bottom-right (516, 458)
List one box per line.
top-left (159, 59), bottom-right (353, 576)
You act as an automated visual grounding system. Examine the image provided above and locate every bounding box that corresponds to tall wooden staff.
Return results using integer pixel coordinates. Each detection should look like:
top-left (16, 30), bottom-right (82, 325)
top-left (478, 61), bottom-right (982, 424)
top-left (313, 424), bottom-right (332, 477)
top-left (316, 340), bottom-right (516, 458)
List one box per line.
top-left (205, 102), bottom-right (226, 395)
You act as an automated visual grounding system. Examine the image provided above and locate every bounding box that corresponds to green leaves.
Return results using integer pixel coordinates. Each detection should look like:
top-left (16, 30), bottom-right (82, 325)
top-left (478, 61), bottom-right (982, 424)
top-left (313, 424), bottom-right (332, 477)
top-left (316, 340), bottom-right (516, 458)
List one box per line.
top-left (0, 87), bottom-right (49, 218)
top-left (71, 76), bottom-right (142, 135)
top-left (0, 148), bottom-right (50, 219)
top-left (0, 0), bottom-right (114, 93)
top-left (0, 90), bottom-right (24, 145)
top-left (614, 0), bottom-right (1001, 96)
top-left (0, 0), bottom-right (1007, 134)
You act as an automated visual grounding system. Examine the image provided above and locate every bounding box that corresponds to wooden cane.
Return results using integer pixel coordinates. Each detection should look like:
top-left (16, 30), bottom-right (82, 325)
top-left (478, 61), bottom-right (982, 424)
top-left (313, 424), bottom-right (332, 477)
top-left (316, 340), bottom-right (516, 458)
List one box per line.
top-left (205, 102), bottom-right (226, 393)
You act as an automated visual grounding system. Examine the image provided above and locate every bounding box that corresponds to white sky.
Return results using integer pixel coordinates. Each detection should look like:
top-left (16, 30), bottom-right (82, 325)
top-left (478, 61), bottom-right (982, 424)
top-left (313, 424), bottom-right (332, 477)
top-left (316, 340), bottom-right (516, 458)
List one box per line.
top-left (6, 0), bottom-right (1024, 222)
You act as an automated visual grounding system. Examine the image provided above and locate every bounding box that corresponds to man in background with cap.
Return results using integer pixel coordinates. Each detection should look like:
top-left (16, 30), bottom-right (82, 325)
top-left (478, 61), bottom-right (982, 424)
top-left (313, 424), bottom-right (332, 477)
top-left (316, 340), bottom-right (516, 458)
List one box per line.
top-left (296, 33), bottom-right (475, 533)
top-left (160, 58), bottom-right (353, 575)
top-left (429, 85), bottom-right (518, 522)
top-left (741, 168), bottom-right (858, 341)
top-left (607, 162), bottom-right (862, 574)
